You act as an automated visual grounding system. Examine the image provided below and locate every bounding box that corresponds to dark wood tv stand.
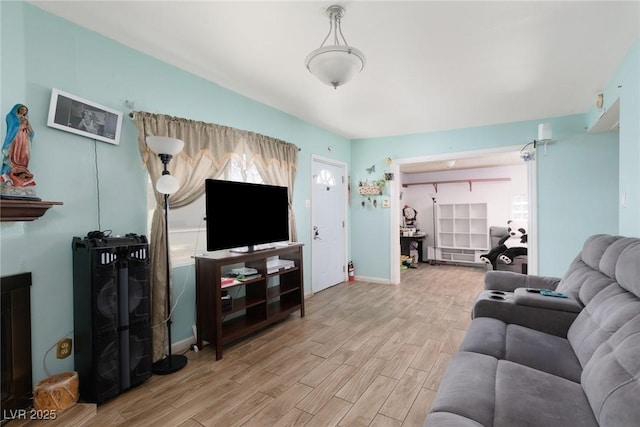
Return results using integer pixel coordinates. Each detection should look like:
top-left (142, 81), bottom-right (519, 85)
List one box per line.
top-left (194, 243), bottom-right (304, 360)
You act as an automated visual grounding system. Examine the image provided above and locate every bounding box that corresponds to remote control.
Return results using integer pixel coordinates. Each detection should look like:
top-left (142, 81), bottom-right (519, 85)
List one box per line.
top-left (540, 289), bottom-right (568, 298)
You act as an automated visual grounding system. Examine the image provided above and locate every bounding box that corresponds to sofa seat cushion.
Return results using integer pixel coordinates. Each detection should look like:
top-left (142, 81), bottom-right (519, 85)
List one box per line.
top-left (494, 360), bottom-right (599, 427)
top-left (460, 317), bottom-right (583, 382)
top-left (428, 351), bottom-right (598, 427)
top-left (429, 352), bottom-right (498, 426)
top-left (423, 412), bottom-right (484, 427)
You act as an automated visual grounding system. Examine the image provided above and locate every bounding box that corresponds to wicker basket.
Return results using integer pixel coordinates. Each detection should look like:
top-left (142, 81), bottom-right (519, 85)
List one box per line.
top-left (33, 371), bottom-right (79, 412)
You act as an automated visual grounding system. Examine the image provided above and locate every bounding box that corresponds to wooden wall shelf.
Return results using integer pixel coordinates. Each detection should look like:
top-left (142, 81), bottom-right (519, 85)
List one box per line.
top-left (402, 177), bottom-right (511, 193)
top-left (0, 199), bottom-right (63, 222)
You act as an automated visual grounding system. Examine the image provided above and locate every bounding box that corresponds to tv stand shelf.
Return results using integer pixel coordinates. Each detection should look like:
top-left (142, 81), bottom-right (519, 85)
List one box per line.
top-left (195, 244), bottom-right (304, 360)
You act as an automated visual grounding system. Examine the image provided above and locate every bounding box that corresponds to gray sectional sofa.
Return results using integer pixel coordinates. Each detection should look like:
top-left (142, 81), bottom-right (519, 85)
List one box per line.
top-left (424, 234), bottom-right (640, 427)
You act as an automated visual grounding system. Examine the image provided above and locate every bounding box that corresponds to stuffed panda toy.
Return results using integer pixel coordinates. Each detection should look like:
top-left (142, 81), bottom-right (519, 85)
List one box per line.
top-left (479, 220), bottom-right (528, 269)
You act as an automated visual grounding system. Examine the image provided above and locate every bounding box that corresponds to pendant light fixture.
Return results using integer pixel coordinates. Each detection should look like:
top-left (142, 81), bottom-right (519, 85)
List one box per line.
top-left (305, 5), bottom-right (366, 89)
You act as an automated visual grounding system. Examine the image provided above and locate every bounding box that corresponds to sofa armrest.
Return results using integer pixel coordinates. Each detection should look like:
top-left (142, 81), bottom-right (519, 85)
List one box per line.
top-left (484, 270), bottom-right (561, 292)
top-left (472, 290), bottom-right (579, 337)
top-left (496, 256), bottom-right (528, 274)
top-left (514, 288), bottom-right (582, 313)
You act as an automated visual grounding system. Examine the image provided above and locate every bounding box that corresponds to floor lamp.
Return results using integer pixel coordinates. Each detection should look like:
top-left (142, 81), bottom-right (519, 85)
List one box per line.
top-left (146, 136), bottom-right (188, 375)
top-left (431, 196), bottom-right (438, 266)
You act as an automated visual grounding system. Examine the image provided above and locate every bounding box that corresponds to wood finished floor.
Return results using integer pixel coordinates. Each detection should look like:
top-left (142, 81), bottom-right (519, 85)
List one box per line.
top-left (83, 264), bottom-right (484, 426)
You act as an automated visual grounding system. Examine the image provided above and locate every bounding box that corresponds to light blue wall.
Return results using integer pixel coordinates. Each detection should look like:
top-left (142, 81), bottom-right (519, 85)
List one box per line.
top-left (588, 40), bottom-right (640, 236)
top-left (352, 115), bottom-right (620, 279)
top-left (537, 128), bottom-right (619, 274)
top-left (0, 2), bottom-right (350, 383)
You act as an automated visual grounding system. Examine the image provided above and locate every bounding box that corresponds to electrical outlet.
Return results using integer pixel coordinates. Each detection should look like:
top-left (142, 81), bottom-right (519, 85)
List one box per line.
top-left (56, 338), bottom-right (72, 359)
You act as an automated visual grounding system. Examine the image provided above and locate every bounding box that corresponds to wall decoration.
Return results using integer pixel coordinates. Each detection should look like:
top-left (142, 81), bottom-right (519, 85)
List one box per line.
top-left (47, 89), bottom-right (123, 145)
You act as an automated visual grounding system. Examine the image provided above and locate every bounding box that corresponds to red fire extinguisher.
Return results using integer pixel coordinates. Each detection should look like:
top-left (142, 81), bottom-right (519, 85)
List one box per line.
top-left (348, 261), bottom-right (355, 282)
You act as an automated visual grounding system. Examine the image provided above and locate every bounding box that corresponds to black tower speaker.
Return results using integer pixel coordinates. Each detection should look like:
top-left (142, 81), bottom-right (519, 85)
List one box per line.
top-left (72, 234), bottom-right (152, 404)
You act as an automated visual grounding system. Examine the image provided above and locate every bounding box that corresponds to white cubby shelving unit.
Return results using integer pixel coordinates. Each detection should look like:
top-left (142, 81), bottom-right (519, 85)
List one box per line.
top-left (434, 203), bottom-right (488, 264)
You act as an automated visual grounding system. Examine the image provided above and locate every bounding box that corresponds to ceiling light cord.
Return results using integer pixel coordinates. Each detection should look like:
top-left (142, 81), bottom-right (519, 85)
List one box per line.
top-left (94, 139), bottom-right (102, 230)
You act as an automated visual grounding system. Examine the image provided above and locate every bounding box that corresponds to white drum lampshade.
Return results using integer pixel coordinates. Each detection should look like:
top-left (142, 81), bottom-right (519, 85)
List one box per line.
top-left (538, 123), bottom-right (552, 141)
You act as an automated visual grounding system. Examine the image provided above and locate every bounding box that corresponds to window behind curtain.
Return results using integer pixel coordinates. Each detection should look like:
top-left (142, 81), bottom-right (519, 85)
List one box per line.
top-left (511, 194), bottom-right (528, 221)
top-left (147, 154), bottom-right (264, 266)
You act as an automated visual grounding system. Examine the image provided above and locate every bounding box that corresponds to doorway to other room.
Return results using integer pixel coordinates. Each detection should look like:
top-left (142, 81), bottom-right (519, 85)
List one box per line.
top-left (389, 146), bottom-right (537, 284)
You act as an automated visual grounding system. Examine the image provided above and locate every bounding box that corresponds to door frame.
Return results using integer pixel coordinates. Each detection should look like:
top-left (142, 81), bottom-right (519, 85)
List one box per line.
top-left (389, 145), bottom-right (538, 285)
top-left (311, 155), bottom-right (349, 293)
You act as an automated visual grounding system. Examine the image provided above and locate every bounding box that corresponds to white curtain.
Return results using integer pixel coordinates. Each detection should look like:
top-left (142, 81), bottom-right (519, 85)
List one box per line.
top-left (245, 132), bottom-right (298, 241)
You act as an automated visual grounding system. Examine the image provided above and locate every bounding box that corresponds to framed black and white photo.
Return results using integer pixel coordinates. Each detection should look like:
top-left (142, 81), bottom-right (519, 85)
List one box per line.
top-left (47, 88), bottom-right (123, 145)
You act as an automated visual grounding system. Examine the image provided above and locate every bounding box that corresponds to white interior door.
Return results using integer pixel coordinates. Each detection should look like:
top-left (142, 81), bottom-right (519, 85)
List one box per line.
top-left (312, 158), bottom-right (346, 293)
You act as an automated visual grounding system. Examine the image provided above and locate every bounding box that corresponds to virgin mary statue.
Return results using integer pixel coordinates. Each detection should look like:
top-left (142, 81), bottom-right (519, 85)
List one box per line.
top-left (1, 104), bottom-right (38, 198)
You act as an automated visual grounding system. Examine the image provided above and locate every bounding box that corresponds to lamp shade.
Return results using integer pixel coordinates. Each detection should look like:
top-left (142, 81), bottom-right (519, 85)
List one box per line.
top-left (156, 174), bottom-right (180, 195)
top-left (538, 123), bottom-right (552, 141)
top-left (146, 136), bottom-right (184, 156)
top-left (305, 46), bottom-right (366, 88)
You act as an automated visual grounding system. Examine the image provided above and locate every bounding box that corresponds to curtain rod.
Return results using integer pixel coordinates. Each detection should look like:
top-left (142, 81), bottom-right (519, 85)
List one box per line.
top-left (128, 111), bottom-right (301, 151)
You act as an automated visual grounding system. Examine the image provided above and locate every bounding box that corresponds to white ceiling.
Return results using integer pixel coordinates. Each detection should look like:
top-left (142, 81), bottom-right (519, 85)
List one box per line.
top-left (29, 1), bottom-right (639, 140)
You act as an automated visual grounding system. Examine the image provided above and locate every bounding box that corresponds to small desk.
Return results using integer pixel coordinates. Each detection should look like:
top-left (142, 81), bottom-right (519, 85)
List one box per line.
top-left (400, 233), bottom-right (427, 263)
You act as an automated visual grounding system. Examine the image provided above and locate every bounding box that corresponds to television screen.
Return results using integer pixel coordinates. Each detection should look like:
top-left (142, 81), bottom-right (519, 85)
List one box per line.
top-left (205, 179), bottom-right (290, 252)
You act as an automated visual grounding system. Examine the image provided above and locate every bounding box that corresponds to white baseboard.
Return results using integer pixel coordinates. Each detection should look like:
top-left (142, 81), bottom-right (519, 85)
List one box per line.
top-left (354, 276), bottom-right (394, 285)
top-left (172, 335), bottom-right (196, 354)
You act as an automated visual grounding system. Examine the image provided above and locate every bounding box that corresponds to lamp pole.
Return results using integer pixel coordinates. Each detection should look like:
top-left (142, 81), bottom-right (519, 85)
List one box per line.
top-left (431, 196), bottom-right (438, 266)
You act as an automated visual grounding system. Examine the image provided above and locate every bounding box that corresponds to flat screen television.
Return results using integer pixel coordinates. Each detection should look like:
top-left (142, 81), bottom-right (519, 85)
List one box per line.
top-left (205, 179), bottom-right (290, 252)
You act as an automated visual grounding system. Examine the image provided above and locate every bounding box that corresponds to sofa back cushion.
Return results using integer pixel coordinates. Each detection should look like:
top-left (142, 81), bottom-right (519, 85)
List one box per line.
top-left (581, 313), bottom-right (640, 426)
top-left (568, 283), bottom-right (640, 366)
top-left (556, 235), bottom-right (627, 304)
top-left (614, 241), bottom-right (640, 296)
top-left (567, 240), bottom-right (640, 361)
top-left (570, 242), bottom-right (640, 426)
